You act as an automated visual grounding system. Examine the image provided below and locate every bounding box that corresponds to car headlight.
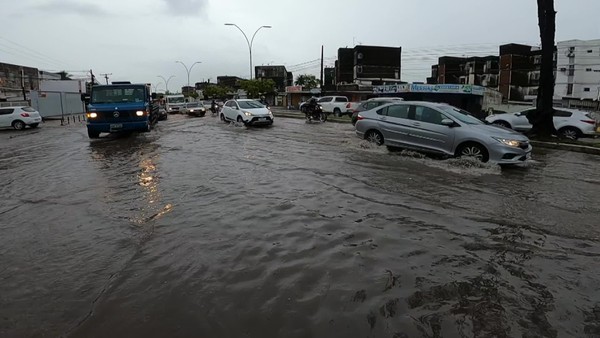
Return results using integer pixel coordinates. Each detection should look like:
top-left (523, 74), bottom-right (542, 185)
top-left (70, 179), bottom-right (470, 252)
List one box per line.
top-left (243, 111), bottom-right (253, 116)
top-left (87, 112), bottom-right (97, 118)
top-left (136, 110), bottom-right (145, 117)
top-left (494, 137), bottom-right (521, 147)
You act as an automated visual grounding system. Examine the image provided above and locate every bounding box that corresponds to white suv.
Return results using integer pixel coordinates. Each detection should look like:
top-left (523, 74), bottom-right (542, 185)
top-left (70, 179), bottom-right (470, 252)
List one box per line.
top-left (485, 107), bottom-right (599, 140)
top-left (317, 96), bottom-right (350, 116)
top-left (0, 106), bottom-right (43, 130)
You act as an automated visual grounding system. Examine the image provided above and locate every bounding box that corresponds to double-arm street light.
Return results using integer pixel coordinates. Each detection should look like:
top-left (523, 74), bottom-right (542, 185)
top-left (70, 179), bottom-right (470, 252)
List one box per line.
top-left (157, 75), bottom-right (175, 93)
top-left (152, 82), bottom-right (164, 92)
top-left (224, 23), bottom-right (272, 80)
top-left (175, 61), bottom-right (202, 89)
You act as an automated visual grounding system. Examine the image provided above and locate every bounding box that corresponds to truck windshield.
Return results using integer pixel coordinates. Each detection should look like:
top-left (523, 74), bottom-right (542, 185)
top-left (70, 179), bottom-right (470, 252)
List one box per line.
top-left (91, 86), bottom-right (146, 104)
top-left (167, 97), bottom-right (185, 104)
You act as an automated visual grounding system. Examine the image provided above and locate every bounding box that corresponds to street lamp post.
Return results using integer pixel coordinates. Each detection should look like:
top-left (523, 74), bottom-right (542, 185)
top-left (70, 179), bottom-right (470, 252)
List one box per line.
top-left (152, 82), bottom-right (164, 92)
top-left (224, 23), bottom-right (272, 80)
top-left (175, 61), bottom-right (202, 90)
top-left (157, 75), bottom-right (175, 93)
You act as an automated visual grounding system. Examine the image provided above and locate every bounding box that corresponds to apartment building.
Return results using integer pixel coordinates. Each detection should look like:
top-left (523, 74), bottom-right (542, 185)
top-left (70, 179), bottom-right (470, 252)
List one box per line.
top-left (555, 39), bottom-right (600, 101)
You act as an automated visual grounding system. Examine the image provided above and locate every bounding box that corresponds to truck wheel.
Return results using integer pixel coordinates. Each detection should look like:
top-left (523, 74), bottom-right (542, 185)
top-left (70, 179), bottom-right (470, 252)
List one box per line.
top-left (87, 130), bottom-right (100, 139)
top-left (334, 108), bottom-right (342, 117)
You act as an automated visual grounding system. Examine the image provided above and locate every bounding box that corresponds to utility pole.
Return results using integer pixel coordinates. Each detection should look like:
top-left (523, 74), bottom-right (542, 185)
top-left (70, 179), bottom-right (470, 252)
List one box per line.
top-left (21, 68), bottom-right (27, 101)
top-left (100, 73), bottom-right (112, 85)
top-left (320, 45), bottom-right (324, 90)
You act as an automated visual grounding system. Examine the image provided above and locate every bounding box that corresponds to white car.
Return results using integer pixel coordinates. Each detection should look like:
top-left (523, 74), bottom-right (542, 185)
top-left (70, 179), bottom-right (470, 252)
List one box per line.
top-left (485, 107), bottom-right (599, 140)
top-left (0, 106), bottom-right (43, 130)
top-left (220, 99), bottom-right (273, 126)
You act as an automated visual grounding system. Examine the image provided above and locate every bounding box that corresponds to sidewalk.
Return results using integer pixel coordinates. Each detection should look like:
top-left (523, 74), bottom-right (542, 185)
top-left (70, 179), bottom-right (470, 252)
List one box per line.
top-left (530, 137), bottom-right (600, 155)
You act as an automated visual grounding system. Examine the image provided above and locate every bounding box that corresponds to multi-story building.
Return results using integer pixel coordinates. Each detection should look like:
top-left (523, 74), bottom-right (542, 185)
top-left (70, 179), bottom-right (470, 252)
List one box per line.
top-left (427, 56), bottom-right (498, 88)
top-left (254, 65), bottom-right (293, 92)
top-left (217, 76), bottom-right (244, 90)
top-left (555, 39), bottom-right (600, 101)
top-left (0, 62), bottom-right (39, 101)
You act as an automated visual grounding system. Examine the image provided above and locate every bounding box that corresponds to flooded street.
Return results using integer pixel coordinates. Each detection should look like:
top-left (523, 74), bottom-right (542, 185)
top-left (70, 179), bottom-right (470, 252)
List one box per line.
top-left (1, 115), bottom-right (599, 337)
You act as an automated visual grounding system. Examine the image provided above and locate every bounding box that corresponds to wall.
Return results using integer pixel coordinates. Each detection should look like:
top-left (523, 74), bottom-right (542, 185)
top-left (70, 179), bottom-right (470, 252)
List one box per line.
top-left (555, 39), bottom-right (600, 100)
top-left (30, 91), bottom-right (85, 118)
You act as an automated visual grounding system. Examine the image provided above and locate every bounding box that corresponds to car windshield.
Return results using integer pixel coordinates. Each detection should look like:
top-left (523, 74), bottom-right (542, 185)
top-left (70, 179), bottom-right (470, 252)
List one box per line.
top-left (238, 101), bottom-right (265, 109)
top-left (438, 105), bottom-right (485, 125)
top-left (186, 102), bottom-right (200, 108)
top-left (91, 86), bottom-right (146, 104)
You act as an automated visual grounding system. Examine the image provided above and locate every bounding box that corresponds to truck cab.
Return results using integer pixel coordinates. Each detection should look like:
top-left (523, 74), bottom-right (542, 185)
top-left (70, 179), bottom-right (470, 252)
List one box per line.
top-left (83, 83), bottom-right (157, 138)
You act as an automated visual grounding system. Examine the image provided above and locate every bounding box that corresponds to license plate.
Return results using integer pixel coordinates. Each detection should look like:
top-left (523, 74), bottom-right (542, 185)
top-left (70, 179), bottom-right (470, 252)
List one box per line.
top-left (110, 123), bottom-right (123, 131)
top-left (34, 118), bottom-right (41, 122)
top-left (259, 117), bottom-right (266, 121)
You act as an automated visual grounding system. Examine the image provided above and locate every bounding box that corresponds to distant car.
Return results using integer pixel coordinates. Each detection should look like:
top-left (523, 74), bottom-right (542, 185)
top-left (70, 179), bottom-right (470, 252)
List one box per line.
top-left (316, 96), bottom-right (349, 116)
top-left (485, 107), bottom-right (598, 140)
top-left (0, 106), bottom-right (42, 130)
top-left (221, 99), bottom-right (273, 126)
top-left (355, 101), bottom-right (532, 165)
top-left (351, 97), bottom-right (404, 125)
top-left (181, 102), bottom-right (206, 117)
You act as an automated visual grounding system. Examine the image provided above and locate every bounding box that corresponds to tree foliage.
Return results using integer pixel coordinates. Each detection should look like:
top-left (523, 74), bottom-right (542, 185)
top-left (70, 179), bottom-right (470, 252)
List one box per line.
top-left (203, 85), bottom-right (231, 99)
top-left (240, 79), bottom-right (276, 98)
top-left (295, 74), bottom-right (319, 89)
top-left (529, 0), bottom-right (557, 138)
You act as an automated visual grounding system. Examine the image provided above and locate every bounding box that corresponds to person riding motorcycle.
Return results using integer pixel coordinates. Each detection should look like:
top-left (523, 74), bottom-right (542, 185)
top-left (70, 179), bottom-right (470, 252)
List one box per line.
top-left (210, 100), bottom-right (218, 115)
top-left (304, 97), bottom-right (326, 122)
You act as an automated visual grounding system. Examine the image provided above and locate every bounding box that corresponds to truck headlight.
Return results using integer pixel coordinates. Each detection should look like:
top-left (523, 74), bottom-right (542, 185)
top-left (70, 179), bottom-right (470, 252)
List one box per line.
top-left (494, 138), bottom-right (521, 147)
top-left (136, 110), bottom-right (145, 117)
top-left (87, 112), bottom-right (97, 118)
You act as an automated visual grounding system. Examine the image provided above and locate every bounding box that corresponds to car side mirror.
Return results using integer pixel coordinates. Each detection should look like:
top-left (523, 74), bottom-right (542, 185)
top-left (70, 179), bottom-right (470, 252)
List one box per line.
top-left (81, 93), bottom-right (90, 103)
top-left (515, 112), bottom-right (522, 116)
top-left (441, 119), bottom-right (455, 127)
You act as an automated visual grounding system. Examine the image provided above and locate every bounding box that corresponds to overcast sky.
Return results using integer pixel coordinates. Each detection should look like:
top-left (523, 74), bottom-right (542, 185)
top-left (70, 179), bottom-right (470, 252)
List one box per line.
top-left (2, 0), bottom-right (599, 91)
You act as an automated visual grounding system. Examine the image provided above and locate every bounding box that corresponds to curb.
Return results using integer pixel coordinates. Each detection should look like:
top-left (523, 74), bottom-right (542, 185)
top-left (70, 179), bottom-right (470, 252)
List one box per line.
top-left (530, 140), bottom-right (600, 155)
top-left (271, 110), bottom-right (352, 124)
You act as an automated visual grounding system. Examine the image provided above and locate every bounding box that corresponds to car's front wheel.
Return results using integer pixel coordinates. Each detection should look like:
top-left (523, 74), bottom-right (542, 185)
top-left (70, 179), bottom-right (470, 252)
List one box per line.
top-left (12, 120), bottom-right (25, 130)
top-left (456, 142), bottom-right (489, 162)
top-left (237, 116), bottom-right (246, 125)
top-left (365, 130), bottom-right (384, 146)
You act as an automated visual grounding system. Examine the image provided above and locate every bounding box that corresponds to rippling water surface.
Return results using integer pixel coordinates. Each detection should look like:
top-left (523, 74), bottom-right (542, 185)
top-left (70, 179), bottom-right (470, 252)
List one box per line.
top-left (1, 116), bottom-right (599, 337)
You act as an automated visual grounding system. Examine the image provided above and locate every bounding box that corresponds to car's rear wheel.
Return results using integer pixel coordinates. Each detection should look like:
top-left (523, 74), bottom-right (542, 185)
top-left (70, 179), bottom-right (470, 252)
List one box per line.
top-left (365, 130), bottom-right (384, 146)
top-left (220, 113), bottom-right (226, 122)
top-left (30, 123), bottom-right (39, 128)
top-left (87, 129), bottom-right (100, 139)
top-left (456, 142), bottom-right (489, 163)
top-left (559, 127), bottom-right (580, 140)
top-left (12, 120), bottom-right (25, 130)
top-left (493, 120), bottom-right (511, 129)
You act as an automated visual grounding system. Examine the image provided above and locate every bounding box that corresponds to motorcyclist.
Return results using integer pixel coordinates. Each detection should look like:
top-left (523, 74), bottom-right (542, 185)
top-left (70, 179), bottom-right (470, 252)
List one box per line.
top-left (211, 99), bottom-right (217, 115)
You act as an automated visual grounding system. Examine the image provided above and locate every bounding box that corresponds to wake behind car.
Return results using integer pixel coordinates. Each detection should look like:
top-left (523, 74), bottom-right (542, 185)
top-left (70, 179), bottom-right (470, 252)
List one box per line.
top-left (0, 106), bottom-right (42, 130)
top-left (355, 101), bottom-right (532, 165)
top-left (220, 99), bottom-right (273, 126)
top-left (485, 107), bottom-right (598, 140)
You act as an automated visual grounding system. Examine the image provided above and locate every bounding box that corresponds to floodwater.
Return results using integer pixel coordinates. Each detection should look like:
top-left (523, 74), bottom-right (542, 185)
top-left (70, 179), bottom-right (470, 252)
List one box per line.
top-left (1, 115), bottom-right (599, 338)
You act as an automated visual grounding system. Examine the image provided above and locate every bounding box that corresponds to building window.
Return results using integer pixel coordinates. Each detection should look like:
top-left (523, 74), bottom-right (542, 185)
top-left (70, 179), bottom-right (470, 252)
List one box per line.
top-left (588, 50), bottom-right (593, 53)
top-left (567, 84), bottom-right (573, 95)
top-left (586, 68), bottom-right (592, 72)
top-left (584, 88), bottom-right (591, 92)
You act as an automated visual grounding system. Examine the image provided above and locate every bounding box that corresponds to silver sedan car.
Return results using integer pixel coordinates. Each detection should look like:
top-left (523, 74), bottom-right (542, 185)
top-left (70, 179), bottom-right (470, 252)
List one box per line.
top-left (355, 101), bottom-right (532, 164)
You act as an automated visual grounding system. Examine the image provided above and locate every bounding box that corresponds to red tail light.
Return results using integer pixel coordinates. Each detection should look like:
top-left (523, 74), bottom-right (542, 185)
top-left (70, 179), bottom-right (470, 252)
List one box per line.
top-left (20, 113), bottom-right (30, 117)
top-left (357, 114), bottom-right (364, 121)
top-left (581, 120), bottom-right (596, 125)
top-left (346, 103), bottom-right (352, 108)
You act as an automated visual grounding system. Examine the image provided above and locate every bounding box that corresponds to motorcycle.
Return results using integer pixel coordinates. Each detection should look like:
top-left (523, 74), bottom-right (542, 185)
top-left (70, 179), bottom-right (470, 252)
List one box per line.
top-left (210, 102), bottom-right (219, 116)
top-left (303, 104), bottom-right (327, 123)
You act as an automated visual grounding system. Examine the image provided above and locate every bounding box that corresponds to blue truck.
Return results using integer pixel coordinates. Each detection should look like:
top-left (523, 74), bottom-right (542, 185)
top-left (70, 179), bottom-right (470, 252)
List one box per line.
top-left (82, 82), bottom-right (158, 139)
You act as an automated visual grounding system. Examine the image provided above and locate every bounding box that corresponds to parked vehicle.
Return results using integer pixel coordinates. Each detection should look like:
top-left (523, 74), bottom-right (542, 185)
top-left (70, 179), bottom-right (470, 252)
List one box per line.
top-left (351, 97), bottom-right (404, 125)
top-left (158, 108), bottom-right (168, 121)
top-left (317, 96), bottom-right (350, 116)
top-left (355, 101), bottom-right (532, 165)
top-left (0, 106), bottom-right (42, 130)
top-left (82, 82), bottom-right (158, 139)
top-left (220, 99), bottom-right (274, 126)
top-left (181, 102), bottom-right (206, 117)
top-left (485, 107), bottom-right (599, 140)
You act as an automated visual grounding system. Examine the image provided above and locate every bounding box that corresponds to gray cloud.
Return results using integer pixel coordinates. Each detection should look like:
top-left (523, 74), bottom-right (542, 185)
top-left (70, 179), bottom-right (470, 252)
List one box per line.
top-left (160, 0), bottom-right (208, 16)
top-left (32, 1), bottom-right (109, 16)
